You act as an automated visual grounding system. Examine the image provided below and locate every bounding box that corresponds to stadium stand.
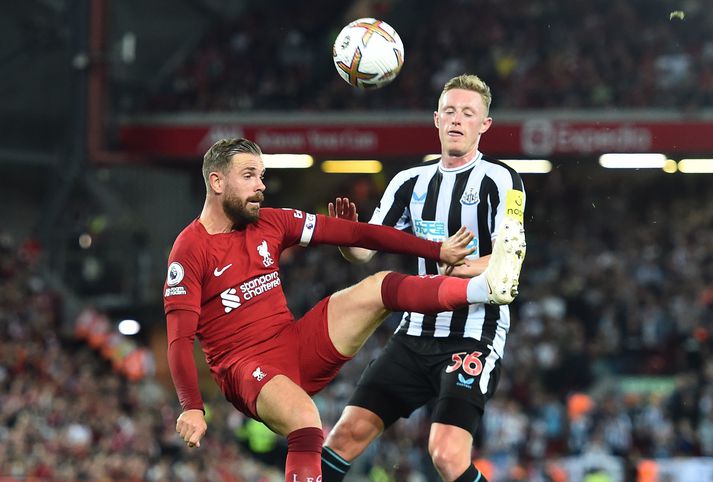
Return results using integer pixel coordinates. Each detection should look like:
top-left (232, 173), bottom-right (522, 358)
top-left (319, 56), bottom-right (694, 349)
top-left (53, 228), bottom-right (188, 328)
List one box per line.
top-left (128, 0), bottom-right (713, 113)
top-left (2, 0), bottom-right (713, 481)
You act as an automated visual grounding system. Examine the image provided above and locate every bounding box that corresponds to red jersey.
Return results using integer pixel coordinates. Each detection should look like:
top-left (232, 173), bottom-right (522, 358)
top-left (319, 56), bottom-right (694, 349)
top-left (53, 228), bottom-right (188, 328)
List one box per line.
top-left (164, 207), bottom-right (443, 411)
top-left (164, 208), bottom-right (322, 370)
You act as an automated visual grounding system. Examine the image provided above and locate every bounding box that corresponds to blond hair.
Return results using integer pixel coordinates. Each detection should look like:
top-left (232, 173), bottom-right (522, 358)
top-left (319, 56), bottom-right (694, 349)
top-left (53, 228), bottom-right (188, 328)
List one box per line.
top-left (440, 74), bottom-right (492, 114)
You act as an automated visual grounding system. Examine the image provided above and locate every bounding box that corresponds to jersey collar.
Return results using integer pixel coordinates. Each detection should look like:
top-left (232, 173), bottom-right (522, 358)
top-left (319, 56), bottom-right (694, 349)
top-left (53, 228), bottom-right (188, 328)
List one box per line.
top-left (438, 151), bottom-right (482, 174)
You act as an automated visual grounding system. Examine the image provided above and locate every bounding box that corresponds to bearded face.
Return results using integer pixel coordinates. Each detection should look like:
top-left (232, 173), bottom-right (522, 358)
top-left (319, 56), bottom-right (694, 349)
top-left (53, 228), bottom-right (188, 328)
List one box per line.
top-left (211, 153), bottom-right (266, 229)
top-left (222, 186), bottom-right (264, 227)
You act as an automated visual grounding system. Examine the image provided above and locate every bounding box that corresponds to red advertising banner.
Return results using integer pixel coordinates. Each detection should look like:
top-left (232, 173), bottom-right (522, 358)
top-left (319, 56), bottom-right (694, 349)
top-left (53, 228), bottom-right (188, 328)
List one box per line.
top-left (117, 117), bottom-right (713, 160)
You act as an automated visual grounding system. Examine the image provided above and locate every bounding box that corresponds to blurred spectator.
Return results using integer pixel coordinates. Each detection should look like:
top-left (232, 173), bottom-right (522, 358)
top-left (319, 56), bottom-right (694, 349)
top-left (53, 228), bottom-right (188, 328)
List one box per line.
top-left (127, 0), bottom-right (713, 113)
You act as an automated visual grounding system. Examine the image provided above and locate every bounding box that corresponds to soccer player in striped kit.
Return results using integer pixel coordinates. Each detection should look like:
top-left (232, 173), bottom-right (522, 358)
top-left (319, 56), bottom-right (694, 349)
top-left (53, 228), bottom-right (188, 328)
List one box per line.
top-left (322, 75), bottom-right (526, 482)
top-left (164, 137), bottom-right (524, 482)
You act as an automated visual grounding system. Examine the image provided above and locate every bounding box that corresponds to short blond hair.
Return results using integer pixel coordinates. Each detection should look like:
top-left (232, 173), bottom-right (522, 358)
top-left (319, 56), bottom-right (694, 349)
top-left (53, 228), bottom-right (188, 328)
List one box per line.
top-left (440, 74), bottom-right (492, 114)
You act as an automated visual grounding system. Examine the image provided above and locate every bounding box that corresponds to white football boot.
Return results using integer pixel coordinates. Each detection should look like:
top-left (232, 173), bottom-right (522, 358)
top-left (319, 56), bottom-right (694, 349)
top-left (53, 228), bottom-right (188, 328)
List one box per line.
top-left (485, 218), bottom-right (526, 304)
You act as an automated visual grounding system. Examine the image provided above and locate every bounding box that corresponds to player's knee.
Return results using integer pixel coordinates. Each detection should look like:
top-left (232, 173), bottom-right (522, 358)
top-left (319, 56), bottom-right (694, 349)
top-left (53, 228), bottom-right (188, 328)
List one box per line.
top-left (366, 271), bottom-right (391, 291)
top-left (429, 441), bottom-right (469, 478)
top-left (326, 416), bottom-right (375, 460)
top-left (363, 270), bottom-right (392, 305)
top-left (347, 270), bottom-right (393, 310)
top-left (291, 400), bottom-right (322, 430)
top-left (268, 393), bottom-right (321, 433)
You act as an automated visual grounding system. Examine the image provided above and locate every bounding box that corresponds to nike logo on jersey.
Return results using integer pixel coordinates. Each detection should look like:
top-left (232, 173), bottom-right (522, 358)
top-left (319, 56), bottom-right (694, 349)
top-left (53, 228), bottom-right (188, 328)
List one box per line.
top-left (214, 264), bottom-right (233, 276)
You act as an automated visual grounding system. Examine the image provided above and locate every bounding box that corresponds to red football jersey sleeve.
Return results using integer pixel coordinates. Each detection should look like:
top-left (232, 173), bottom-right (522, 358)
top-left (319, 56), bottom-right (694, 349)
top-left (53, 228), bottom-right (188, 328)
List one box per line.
top-left (163, 222), bottom-right (206, 315)
top-left (258, 208), bottom-right (317, 249)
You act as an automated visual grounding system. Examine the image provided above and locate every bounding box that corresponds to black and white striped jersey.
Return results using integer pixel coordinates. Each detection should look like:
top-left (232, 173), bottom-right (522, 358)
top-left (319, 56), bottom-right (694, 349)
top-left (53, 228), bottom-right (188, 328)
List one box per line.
top-left (369, 151), bottom-right (525, 357)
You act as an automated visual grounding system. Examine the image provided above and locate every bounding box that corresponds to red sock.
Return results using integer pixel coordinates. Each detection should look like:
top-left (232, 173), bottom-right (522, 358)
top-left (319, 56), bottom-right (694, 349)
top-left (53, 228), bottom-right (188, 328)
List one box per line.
top-left (285, 427), bottom-right (324, 482)
top-left (380, 272), bottom-right (470, 314)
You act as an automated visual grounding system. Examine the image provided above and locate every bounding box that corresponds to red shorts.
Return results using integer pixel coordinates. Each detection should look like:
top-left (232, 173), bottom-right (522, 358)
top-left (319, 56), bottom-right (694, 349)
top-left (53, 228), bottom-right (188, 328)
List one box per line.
top-left (217, 296), bottom-right (352, 419)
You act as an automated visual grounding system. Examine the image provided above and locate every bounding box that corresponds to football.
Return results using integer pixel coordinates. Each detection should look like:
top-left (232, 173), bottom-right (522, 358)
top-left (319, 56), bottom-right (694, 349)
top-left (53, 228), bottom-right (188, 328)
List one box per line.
top-left (332, 18), bottom-right (404, 89)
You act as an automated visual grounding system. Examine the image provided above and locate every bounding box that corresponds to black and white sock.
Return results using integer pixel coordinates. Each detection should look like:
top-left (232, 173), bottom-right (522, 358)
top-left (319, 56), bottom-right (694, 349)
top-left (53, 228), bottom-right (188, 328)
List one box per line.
top-left (321, 446), bottom-right (351, 482)
top-left (453, 464), bottom-right (488, 482)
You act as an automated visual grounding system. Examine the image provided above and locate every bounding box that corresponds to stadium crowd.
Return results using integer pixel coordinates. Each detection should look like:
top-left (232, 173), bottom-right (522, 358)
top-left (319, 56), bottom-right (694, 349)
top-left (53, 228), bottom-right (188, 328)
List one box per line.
top-left (136, 0), bottom-right (713, 113)
top-left (4, 0), bottom-right (713, 480)
top-left (2, 168), bottom-right (713, 481)
top-left (0, 233), bottom-right (283, 481)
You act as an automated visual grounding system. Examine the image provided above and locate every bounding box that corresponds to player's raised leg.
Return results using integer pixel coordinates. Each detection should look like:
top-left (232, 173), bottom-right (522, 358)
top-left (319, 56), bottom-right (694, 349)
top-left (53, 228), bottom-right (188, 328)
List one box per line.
top-left (327, 270), bottom-right (462, 356)
top-left (327, 218), bottom-right (526, 357)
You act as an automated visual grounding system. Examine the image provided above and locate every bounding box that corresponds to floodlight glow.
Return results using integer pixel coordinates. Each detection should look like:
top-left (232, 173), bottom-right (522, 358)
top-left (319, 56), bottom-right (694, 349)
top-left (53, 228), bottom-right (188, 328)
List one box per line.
top-left (502, 159), bottom-right (552, 174)
top-left (678, 159), bottom-right (713, 173)
top-left (321, 160), bottom-right (383, 174)
top-left (262, 154), bottom-right (314, 168)
top-left (118, 319), bottom-right (141, 336)
top-left (662, 159), bottom-right (678, 173)
top-left (599, 153), bottom-right (667, 169)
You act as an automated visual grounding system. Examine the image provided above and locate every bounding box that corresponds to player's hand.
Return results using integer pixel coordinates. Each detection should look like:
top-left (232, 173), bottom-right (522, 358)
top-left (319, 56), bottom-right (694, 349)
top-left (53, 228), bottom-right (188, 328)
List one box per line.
top-left (330, 197), bottom-right (373, 261)
top-left (438, 255), bottom-right (490, 278)
top-left (439, 227), bottom-right (475, 266)
top-left (176, 409), bottom-right (207, 448)
top-left (437, 262), bottom-right (456, 276)
top-left (328, 197), bottom-right (358, 222)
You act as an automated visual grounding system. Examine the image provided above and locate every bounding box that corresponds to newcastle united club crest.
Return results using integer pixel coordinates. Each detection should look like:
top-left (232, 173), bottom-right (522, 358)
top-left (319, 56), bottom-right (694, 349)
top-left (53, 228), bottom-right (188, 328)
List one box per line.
top-left (460, 187), bottom-right (479, 206)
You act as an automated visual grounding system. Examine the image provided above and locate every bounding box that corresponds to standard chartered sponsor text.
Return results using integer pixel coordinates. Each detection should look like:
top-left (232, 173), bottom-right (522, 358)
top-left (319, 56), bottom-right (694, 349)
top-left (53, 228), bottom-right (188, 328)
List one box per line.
top-left (240, 272), bottom-right (281, 300)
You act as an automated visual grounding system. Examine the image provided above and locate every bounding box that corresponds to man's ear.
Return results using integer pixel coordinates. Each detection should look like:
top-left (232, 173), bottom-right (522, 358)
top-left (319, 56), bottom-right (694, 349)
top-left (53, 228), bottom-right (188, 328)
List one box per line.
top-left (209, 171), bottom-right (224, 194)
top-left (433, 111), bottom-right (439, 129)
top-left (480, 117), bottom-right (493, 134)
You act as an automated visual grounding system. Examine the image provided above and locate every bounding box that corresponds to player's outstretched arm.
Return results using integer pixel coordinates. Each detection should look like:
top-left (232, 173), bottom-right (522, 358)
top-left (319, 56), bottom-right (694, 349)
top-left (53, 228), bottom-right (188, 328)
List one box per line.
top-left (167, 309), bottom-right (207, 448)
top-left (328, 197), bottom-right (375, 264)
top-left (311, 213), bottom-right (474, 265)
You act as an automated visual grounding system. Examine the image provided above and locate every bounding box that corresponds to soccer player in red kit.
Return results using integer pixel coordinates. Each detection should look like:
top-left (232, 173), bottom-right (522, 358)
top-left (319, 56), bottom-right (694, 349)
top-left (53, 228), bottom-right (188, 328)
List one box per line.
top-left (164, 138), bottom-right (525, 482)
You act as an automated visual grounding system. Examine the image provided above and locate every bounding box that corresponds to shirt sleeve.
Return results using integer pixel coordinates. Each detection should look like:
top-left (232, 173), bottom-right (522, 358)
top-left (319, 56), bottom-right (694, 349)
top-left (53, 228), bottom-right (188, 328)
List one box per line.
top-left (166, 309), bottom-right (204, 411)
top-left (163, 232), bottom-right (204, 315)
top-left (310, 214), bottom-right (442, 261)
top-left (369, 170), bottom-right (417, 230)
top-left (490, 167), bottom-right (526, 240)
top-left (262, 207), bottom-right (440, 260)
top-left (260, 208), bottom-right (317, 249)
